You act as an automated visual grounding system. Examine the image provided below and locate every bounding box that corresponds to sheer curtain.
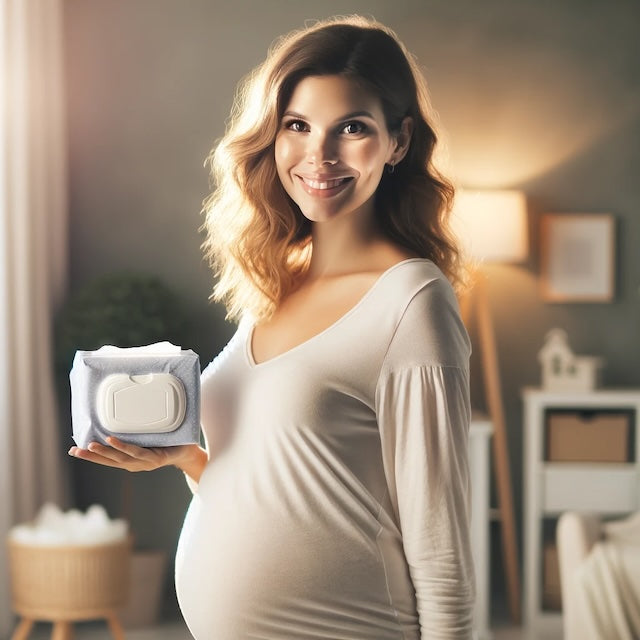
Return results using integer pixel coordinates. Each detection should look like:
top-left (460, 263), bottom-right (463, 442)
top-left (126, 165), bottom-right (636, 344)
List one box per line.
top-left (0, 0), bottom-right (68, 635)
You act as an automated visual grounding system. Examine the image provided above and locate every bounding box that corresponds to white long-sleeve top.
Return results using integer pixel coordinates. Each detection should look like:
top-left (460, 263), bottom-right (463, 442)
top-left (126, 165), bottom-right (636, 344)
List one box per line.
top-left (175, 258), bottom-right (475, 639)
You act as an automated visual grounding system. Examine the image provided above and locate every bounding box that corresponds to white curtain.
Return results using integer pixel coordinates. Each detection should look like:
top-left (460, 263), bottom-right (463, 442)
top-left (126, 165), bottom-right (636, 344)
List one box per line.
top-left (0, 0), bottom-right (68, 635)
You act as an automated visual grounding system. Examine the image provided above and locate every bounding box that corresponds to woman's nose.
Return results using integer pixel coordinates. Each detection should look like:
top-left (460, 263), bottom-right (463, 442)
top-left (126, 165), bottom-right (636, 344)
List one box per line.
top-left (306, 132), bottom-right (337, 165)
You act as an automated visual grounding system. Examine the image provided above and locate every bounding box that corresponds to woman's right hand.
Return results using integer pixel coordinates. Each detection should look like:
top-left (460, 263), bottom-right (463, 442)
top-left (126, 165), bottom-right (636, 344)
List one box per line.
top-left (68, 437), bottom-right (208, 484)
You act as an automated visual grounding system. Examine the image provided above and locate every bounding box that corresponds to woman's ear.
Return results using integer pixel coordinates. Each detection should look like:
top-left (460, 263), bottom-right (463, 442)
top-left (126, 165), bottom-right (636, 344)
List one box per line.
top-left (389, 117), bottom-right (413, 165)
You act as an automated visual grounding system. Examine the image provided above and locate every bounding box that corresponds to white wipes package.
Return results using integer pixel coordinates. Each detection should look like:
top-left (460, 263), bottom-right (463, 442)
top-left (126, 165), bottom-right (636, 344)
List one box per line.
top-left (70, 342), bottom-right (200, 448)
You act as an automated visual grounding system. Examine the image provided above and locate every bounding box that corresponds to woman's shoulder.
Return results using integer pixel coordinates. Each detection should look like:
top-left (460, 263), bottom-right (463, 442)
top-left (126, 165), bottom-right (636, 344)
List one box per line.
top-left (377, 259), bottom-right (470, 370)
top-left (378, 255), bottom-right (452, 301)
top-left (364, 241), bottom-right (445, 290)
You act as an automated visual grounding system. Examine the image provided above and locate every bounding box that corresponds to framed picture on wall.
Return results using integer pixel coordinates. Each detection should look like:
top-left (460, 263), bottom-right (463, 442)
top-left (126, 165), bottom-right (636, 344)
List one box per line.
top-left (540, 213), bottom-right (615, 302)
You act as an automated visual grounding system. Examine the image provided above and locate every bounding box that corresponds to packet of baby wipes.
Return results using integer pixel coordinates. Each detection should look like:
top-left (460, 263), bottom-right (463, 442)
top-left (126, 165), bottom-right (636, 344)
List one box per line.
top-left (70, 342), bottom-right (200, 448)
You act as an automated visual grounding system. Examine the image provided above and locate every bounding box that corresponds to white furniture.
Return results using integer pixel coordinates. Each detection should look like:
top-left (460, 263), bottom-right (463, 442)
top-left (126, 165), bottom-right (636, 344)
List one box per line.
top-left (556, 511), bottom-right (602, 640)
top-left (522, 388), bottom-right (640, 639)
top-left (557, 510), bottom-right (640, 640)
top-left (469, 416), bottom-right (493, 640)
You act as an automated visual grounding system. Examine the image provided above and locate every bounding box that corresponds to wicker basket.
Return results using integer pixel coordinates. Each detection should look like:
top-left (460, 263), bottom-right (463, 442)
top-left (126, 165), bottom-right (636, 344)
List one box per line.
top-left (8, 536), bottom-right (132, 621)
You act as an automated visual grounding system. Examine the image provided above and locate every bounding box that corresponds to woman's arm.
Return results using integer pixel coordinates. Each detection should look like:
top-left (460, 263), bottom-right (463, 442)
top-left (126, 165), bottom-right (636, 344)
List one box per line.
top-left (375, 279), bottom-right (475, 638)
top-left (69, 437), bottom-right (208, 485)
top-left (377, 364), bottom-right (475, 638)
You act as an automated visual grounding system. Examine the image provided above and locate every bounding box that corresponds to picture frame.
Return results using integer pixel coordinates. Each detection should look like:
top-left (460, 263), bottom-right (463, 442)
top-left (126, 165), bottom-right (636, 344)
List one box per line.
top-left (540, 213), bottom-right (615, 302)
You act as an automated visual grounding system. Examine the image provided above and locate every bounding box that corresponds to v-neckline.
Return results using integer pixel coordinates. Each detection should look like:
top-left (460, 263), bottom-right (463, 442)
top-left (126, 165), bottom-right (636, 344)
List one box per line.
top-left (244, 258), bottom-right (429, 368)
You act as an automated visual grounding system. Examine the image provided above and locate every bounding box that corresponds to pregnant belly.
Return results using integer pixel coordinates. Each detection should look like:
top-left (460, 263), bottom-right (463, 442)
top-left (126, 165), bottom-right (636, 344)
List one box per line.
top-left (175, 491), bottom-right (417, 640)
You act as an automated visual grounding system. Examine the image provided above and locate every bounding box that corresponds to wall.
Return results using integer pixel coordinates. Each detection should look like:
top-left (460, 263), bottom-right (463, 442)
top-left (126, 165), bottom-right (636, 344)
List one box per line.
top-left (63, 0), bottom-right (640, 616)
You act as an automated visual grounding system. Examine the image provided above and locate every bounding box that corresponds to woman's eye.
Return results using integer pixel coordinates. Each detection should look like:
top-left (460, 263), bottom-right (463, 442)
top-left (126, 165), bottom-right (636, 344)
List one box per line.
top-left (284, 120), bottom-right (308, 133)
top-left (341, 121), bottom-right (366, 135)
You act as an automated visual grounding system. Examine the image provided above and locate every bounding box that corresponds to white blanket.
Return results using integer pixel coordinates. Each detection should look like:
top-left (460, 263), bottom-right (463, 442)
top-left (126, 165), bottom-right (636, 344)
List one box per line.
top-left (575, 512), bottom-right (640, 640)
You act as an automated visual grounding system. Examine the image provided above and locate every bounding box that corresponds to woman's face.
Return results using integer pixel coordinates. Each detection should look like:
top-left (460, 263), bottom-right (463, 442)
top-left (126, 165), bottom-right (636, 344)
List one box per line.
top-left (274, 74), bottom-right (398, 225)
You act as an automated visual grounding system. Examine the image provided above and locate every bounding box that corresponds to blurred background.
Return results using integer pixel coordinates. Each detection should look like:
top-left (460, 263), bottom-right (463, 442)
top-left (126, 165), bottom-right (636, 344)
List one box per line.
top-left (1, 0), bottom-right (639, 636)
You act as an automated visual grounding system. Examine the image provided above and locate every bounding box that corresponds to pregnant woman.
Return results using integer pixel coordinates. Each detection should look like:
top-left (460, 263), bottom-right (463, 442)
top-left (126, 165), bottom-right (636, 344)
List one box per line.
top-left (69, 15), bottom-right (475, 639)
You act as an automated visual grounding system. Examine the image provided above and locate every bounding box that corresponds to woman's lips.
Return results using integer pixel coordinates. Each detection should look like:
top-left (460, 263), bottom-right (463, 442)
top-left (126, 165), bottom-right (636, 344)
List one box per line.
top-left (297, 175), bottom-right (354, 197)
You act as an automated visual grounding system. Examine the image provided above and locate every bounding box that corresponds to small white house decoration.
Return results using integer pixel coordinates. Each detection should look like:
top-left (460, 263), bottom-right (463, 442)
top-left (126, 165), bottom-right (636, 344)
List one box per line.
top-left (538, 328), bottom-right (603, 391)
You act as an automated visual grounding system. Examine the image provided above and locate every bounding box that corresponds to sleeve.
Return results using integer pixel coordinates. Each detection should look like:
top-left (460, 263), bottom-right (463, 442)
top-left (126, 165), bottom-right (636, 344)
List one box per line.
top-left (375, 279), bottom-right (475, 639)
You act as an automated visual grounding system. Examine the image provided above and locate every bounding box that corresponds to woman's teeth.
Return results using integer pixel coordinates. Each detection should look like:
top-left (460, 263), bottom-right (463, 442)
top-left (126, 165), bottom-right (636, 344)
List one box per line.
top-left (302, 177), bottom-right (350, 190)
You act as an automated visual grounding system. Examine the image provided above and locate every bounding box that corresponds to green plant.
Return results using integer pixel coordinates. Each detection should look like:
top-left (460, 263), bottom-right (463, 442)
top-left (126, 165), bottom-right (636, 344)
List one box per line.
top-left (55, 271), bottom-right (190, 377)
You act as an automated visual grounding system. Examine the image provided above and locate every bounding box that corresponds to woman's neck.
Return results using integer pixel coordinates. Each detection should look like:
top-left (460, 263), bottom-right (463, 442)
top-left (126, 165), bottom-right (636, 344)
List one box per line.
top-left (307, 211), bottom-right (382, 279)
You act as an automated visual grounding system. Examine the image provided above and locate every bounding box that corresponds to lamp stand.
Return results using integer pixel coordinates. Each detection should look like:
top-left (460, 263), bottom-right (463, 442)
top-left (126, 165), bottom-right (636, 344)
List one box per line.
top-left (460, 268), bottom-right (521, 624)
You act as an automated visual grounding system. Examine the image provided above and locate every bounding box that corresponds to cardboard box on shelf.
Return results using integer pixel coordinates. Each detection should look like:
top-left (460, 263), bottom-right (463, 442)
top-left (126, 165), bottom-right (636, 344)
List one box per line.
top-left (546, 411), bottom-right (630, 463)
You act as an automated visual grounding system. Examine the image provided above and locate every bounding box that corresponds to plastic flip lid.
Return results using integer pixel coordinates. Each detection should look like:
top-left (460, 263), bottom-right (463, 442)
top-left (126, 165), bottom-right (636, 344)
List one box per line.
top-left (96, 373), bottom-right (186, 434)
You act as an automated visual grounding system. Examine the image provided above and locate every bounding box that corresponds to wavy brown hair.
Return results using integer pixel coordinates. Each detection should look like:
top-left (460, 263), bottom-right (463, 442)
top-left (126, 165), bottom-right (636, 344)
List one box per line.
top-left (202, 15), bottom-right (461, 321)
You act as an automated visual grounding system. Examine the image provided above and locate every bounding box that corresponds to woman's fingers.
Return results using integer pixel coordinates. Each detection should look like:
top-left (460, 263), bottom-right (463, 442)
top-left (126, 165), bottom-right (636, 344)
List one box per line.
top-left (68, 445), bottom-right (131, 469)
top-left (68, 441), bottom-right (205, 480)
top-left (106, 437), bottom-right (172, 467)
top-left (68, 439), bottom-right (164, 472)
top-left (105, 436), bottom-right (150, 458)
top-left (88, 441), bottom-right (131, 463)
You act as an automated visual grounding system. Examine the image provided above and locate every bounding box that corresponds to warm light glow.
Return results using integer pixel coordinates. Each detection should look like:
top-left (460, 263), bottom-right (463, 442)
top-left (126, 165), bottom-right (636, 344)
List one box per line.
top-left (451, 190), bottom-right (528, 263)
top-left (436, 60), bottom-right (640, 187)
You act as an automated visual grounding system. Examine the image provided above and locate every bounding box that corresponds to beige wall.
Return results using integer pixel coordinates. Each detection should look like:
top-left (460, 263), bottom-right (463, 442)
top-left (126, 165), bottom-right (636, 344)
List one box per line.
top-left (63, 0), bottom-right (640, 612)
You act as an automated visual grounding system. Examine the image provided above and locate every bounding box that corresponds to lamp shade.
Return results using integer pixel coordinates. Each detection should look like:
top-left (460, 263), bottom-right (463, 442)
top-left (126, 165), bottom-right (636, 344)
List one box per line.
top-left (451, 190), bottom-right (528, 263)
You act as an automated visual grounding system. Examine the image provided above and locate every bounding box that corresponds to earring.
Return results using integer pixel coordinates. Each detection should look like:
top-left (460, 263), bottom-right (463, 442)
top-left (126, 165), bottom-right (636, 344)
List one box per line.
top-left (387, 163), bottom-right (395, 174)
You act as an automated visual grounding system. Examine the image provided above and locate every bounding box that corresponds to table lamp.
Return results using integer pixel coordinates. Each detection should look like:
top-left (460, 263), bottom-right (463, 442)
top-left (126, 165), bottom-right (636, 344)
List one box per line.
top-left (452, 190), bottom-right (528, 264)
top-left (452, 189), bottom-right (528, 624)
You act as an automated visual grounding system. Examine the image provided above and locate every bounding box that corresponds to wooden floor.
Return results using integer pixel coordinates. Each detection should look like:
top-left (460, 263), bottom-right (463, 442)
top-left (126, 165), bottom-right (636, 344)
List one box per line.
top-left (23, 620), bottom-right (191, 640)
top-left (20, 594), bottom-right (528, 640)
top-left (23, 619), bottom-right (527, 639)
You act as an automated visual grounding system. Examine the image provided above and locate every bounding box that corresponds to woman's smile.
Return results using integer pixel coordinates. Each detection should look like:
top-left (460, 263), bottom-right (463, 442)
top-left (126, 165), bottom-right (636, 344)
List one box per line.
top-left (296, 174), bottom-right (355, 198)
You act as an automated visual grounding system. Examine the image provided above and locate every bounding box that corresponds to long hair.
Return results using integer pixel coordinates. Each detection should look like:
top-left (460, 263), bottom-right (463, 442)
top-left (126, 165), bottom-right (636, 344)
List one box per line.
top-left (202, 15), bottom-right (461, 321)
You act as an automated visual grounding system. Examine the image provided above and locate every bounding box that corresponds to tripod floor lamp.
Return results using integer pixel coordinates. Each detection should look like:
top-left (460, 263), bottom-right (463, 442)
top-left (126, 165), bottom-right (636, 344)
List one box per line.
top-left (452, 189), bottom-right (528, 624)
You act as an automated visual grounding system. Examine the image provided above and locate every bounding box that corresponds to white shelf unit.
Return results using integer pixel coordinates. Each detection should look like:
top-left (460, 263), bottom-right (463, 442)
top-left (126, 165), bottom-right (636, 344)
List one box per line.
top-left (469, 417), bottom-right (493, 640)
top-left (522, 388), bottom-right (640, 639)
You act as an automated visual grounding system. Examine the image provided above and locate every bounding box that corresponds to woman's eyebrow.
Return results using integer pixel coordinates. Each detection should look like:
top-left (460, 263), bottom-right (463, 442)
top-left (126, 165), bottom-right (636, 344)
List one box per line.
top-left (282, 110), bottom-right (376, 122)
